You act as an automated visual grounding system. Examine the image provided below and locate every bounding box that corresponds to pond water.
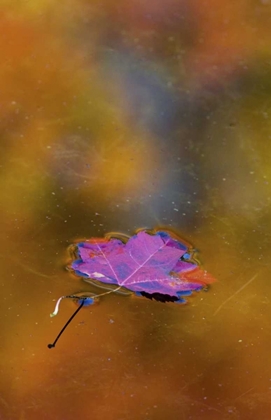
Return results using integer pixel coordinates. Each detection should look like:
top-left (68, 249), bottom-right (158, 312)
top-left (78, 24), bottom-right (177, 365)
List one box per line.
top-left (1, 2), bottom-right (271, 419)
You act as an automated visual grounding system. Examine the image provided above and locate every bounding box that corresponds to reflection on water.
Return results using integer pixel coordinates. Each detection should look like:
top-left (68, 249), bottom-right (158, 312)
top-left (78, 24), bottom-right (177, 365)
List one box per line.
top-left (1, 1), bottom-right (271, 419)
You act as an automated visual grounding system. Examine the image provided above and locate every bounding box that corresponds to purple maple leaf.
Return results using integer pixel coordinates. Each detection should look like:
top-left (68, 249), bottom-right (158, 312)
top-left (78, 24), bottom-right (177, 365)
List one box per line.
top-left (71, 230), bottom-right (214, 302)
top-left (48, 230), bottom-right (216, 349)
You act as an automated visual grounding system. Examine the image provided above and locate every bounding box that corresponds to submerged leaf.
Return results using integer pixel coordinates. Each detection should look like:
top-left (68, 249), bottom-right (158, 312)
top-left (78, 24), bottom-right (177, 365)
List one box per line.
top-left (71, 230), bottom-right (215, 302)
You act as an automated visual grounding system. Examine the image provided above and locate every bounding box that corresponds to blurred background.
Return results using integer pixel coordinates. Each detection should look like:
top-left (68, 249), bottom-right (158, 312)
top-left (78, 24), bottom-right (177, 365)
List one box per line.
top-left (0, 1), bottom-right (271, 419)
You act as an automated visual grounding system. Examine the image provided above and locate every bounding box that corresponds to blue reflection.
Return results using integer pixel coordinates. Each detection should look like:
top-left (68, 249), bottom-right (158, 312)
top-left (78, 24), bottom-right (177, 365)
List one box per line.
top-left (78, 297), bottom-right (95, 306)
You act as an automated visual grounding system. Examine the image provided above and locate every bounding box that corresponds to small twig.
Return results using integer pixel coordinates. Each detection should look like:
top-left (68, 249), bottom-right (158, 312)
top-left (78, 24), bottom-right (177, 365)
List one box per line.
top-left (213, 273), bottom-right (258, 316)
top-left (235, 387), bottom-right (254, 401)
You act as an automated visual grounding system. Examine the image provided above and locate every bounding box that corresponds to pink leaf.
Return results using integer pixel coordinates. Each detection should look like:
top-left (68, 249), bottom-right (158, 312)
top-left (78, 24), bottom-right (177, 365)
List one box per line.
top-left (71, 230), bottom-right (215, 303)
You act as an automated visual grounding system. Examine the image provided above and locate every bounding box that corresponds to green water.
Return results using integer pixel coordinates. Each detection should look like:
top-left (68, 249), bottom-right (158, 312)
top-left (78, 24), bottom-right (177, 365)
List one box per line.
top-left (0, 2), bottom-right (271, 419)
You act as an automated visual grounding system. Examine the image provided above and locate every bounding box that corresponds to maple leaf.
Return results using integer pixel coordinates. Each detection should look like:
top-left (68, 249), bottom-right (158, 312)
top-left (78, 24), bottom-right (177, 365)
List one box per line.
top-left (71, 230), bottom-right (215, 303)
top-left (48, 230), bottom-right (215, 348)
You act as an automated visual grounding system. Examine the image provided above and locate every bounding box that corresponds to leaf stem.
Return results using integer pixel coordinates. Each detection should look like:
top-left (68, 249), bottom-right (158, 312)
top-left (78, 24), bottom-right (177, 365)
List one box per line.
top-left (50, 296), bottom-right (65, 317)
top-left (50, 286), bottom-right (123, 318)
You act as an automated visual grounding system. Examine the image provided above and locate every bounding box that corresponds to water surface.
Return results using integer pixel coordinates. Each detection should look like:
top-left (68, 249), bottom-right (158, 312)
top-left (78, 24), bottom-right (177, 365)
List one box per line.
top-left (1, 2), bottom-right (271, 419)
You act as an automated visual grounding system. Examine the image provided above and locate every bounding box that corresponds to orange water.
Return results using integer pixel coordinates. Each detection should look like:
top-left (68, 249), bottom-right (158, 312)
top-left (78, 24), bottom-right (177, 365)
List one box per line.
top-left (1, 2), bottom-right (271, 419)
